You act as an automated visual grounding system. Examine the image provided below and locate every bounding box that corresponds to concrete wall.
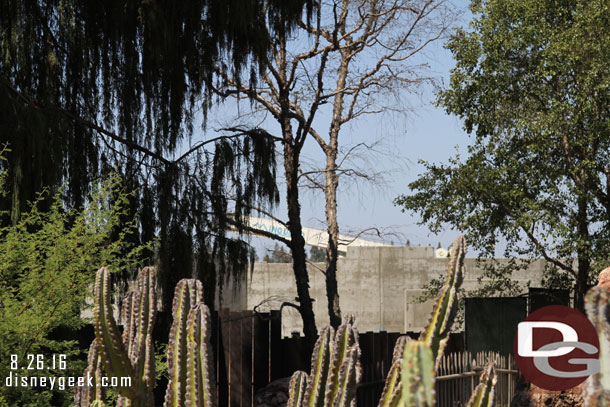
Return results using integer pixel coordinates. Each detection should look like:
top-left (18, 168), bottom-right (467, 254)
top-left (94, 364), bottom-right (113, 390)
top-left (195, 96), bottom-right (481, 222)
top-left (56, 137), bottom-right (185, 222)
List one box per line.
top-left (235, 246), bottom-right (546, 337)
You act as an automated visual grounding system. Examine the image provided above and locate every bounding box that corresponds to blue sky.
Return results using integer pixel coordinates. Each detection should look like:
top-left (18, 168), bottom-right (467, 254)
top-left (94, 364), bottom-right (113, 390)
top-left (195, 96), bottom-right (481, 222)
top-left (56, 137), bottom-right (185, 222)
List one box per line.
top-left (203, 1), bottom-right (474, 256)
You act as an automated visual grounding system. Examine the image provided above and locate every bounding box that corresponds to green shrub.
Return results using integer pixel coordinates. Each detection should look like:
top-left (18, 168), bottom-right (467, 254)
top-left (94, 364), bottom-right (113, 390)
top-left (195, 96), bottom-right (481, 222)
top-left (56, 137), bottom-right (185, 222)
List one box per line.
top-left (0, 175), bottom-right (149, 407)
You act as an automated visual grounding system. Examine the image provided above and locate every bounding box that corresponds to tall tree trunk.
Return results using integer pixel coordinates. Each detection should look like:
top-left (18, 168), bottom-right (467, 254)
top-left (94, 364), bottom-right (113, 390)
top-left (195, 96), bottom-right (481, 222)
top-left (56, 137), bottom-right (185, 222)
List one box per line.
top-left (322, 55), bottom-right (349, 329)
top-left (324, 151), bottom-right (341, 329)
top-left (283, 134), bottom-right (318, 349)
top-left (273, 26), bottom-right (318, 350)
top-left (574, 196), bottom-right (590, 312)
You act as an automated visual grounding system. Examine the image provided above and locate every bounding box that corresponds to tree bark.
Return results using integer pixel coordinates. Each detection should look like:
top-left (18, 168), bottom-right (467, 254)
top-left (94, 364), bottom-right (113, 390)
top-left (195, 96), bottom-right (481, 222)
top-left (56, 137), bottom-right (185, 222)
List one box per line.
top-left (283, 139), bottom-right (318, 348)
top-left (324, 149), bottom-right (341, 328)
top-left (574, 195), bottom-right (590, 312)
top-left (274, 25), bottom-right (319, 348)
top-left (322, 54), bottom-right (350, 329)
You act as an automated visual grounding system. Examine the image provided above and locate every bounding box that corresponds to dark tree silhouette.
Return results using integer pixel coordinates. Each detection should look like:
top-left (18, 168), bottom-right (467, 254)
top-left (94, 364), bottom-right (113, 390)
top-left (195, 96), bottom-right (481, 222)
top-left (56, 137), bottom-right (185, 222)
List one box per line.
top-left (0, 0), bottom-right (316, 332)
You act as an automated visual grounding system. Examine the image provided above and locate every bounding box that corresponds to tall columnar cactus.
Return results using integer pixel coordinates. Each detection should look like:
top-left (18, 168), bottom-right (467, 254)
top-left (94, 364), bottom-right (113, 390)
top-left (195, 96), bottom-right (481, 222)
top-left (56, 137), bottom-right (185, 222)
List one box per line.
top-left (78, 267), bottom-right (217, 407)
top-left (92, 266), bottom-right (157, 407)
top-left (401, 341), bottom-right (435, 407)
top-left (163, 279), bottom-right (206, 407)
top-left (287, 371), bottom-right (308, 407)
top-left (286, 316), bottom-right (362, 407)
top-left (75, 339), bottom-right (106, 406)
top-left (184, 303), bottom-right (217, 407)
top-left (419, 236), bottom-right (465, 365)
top-left (163, 278), bottom-right (217, 407)
top-left (377, 336), bottom-right (409, 407)
top-left (376, 236), bottom-right (496, 407)
top-left (289, 237), bottom-right (484, 407)
top-left (81, 236), bottom-right (496, 407)
top-left (583, 285), bottom-right (610, 406)
top-left (466, 364), bottom-right (496, 407)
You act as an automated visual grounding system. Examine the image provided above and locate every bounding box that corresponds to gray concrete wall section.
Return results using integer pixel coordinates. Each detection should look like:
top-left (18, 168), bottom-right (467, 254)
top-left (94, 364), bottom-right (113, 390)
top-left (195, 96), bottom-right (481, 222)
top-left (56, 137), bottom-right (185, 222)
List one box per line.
top-left (241, 246), bottom-right (547, 337)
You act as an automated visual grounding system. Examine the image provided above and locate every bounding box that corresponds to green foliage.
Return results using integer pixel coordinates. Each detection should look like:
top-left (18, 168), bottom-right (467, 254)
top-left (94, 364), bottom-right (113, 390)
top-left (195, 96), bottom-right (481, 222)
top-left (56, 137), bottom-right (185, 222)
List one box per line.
top-left (397, 0), bottom-right (610, 309)
top-left (413, 257), bottom-right (528, 328)
top-left (0, 175), bottom-right (149, 407)
top-left (154, 342), bottom-right (169, 383)
top-left (413, 276), bottom-right (445, 305)
top-left (309, 246), bottom-right (326, 263)
top-left (0, 0), bottom-right (315, 212)
top-left (1, 0), bottom-right (298, 342)
top-left (263, 243), bottom-right (293, 263)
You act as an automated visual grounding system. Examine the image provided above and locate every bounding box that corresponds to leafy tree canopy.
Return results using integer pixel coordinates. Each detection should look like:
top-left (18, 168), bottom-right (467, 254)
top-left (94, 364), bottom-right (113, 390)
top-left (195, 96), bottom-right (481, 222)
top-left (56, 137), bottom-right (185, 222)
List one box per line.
top-left (263, 243), bottom-right (292, 263)
top-left (396, 0), bottom-right (610, 310)
top-left (309, 246), bottom-right (326, 263)
top-left (0, 173), bottom-right (149, 407)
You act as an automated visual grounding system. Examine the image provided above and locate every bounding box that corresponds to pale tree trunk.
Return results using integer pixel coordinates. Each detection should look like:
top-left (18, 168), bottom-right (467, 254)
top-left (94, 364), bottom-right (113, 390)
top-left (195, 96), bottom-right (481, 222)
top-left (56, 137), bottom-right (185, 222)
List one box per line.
top-left (324, 150), bottom-right (341, 328)
top-left (323, 56), bottom-right (350, 329)
top-left (215, 0), bottom-right (450, 344)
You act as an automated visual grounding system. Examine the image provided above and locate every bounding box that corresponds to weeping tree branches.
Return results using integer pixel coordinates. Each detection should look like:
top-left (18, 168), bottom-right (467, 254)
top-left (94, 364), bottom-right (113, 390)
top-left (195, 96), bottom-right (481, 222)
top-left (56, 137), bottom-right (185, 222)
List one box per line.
top-left (2, 78), bottom-right (264, 167)
top-left (0, 0), bottom-right (319, 335)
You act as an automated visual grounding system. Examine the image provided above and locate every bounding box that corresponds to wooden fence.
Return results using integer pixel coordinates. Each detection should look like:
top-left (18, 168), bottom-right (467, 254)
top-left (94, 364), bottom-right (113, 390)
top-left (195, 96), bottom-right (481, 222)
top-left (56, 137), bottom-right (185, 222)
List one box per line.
top-left (436, 352), bottom-right (518, 407)
top-left (212, 309), bottom-right (517, 407)
top-left (214, 309), bottom-right (467, 406)
top-left (355, 332), bottom-right (464, 406)
top-left (215, 309), bottom-right (282, 407)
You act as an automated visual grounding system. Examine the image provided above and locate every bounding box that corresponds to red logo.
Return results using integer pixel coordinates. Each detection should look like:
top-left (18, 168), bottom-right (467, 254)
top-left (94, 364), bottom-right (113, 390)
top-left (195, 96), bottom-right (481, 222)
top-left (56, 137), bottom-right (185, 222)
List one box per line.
top-left (513, 305), bottom-right (599, 391)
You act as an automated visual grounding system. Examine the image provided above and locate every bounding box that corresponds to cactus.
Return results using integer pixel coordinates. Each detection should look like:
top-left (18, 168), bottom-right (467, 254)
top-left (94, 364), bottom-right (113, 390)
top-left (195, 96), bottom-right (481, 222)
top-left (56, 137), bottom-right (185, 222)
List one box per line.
top-left (401, 341), bottom-right (435, 407)
top-left (287, 371), bottom-right (308, 407)
top-left (286, 316), bottom-right (362, 407)
top-left (376, 236), bottom-right (497, 407)
top-left (75, 339), bottom-right (106, 406)
top-left (466, 364), bottom-right (496, 407)
top-left (163, 279), bottom-right (212, 407)
top-left (287, 237), bottom-right (495, 407)
top-left (78, 267), bottom-right (216, 407)
top-left (80, 236), bottom-right (495, 407)
top-left (377, 336), bottom-right (409, 407)
top-left (184, 303), bottom-right (217, 407)
top-left (583, 285), bottom-right (610, 406)
top-left (91, 266), bottom-right (156, 407)
top-left (419, 236), bottom-right (465, 366)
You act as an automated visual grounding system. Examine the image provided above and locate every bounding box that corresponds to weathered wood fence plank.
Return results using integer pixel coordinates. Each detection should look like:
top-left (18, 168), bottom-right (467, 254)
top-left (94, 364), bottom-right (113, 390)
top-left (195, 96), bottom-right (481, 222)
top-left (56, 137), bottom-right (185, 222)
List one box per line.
top-left (213, 312), bottom-right (516, 407)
